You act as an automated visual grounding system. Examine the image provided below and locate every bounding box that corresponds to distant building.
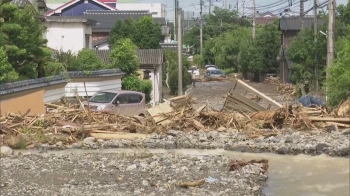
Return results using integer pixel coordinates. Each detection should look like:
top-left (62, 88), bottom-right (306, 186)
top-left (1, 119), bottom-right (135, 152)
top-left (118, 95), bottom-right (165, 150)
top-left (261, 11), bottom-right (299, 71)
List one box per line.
top-left (115, 3), bottom-right (167, 18)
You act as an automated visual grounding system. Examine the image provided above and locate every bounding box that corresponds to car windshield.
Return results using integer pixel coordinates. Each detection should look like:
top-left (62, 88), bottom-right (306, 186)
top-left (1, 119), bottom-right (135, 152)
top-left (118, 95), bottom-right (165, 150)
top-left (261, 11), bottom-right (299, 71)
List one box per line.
top-left (189, 67), bottom-right (197, 71)
top-left (211, 70), bottom-right (223, 74)
top-left (89, 92), bottom-right (117, 103)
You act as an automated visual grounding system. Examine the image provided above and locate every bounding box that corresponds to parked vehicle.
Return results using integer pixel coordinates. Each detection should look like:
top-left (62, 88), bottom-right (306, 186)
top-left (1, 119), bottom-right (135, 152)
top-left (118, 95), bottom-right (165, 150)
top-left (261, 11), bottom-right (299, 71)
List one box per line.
top-left (205, 64), bottom-right (217, 70)
top-left (205, 69), bottom-right (225, 78)
top-left (82, 90), bottom-right (146, 116)
top-left (188, 66), bottom-right (200, 78)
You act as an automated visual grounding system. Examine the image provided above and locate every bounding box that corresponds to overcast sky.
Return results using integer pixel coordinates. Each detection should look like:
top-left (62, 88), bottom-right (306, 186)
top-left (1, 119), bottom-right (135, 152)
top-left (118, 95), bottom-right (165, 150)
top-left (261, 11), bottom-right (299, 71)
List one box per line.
top-left (125, 0), bottom-right (348, 21)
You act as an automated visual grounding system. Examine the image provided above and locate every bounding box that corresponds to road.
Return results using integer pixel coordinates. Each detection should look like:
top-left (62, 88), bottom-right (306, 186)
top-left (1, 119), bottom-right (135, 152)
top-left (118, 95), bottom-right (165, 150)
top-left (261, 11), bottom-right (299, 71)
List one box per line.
top-left (190, 80), bottom-right (293, 111)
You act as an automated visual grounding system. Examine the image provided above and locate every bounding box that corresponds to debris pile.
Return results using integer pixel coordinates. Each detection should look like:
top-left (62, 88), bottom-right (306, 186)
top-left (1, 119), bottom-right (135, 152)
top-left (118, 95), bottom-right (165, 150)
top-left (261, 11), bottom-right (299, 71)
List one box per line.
top-left (1, 88), bottom-right (350, 148)
top-left (277, 83), bottom-right (296, 97)
top-left (229, 159), bottom-right (269, 174)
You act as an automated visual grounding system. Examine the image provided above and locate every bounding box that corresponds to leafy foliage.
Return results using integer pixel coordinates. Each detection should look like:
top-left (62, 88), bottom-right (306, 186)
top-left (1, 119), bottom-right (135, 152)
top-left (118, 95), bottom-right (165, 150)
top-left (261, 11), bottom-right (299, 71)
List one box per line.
top-left (0, 3), bottom-right (51, 79)
top-left (168, 67), bottom-right (191, 95)
top-left (108, 16), bottom-right (161, 49)
top-left (69, 48), bottom-right (105, 71)
top-left (327, 35), bottom-right (350, 106)
top-left (121, 75), bottom-right (153, 102)
top-left (163, 49), bottom-right (191, 89)
top-left (286, 28), bottom-right (327, 91)
top-left (109, 38), bottom-right (139, 75)
top-left (134, 16), bottom-right (161, 49)
top-left (0, 47), bottom-right (18, 82)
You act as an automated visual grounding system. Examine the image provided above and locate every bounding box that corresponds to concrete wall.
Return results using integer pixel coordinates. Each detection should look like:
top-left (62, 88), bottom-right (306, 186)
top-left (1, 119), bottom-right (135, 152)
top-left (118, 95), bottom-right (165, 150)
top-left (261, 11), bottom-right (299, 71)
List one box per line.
top-left (44, 22), bottom-right (92, 54)
top-left (0, 90), bottom-right (47, 116)
top-left (65, 76), bottom-right (123, 97)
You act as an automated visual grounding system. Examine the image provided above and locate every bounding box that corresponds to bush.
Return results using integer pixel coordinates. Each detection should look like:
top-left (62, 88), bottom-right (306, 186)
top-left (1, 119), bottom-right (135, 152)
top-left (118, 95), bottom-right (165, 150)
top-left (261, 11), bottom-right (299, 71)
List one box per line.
top-left (69, 48), bottom-right (105, 71)
top-left (327, 37), bottom-right (350, 107)
top-left (122, 75), bottom-right (153, 102)
top-left (169, 67), bottom-right (191, 95)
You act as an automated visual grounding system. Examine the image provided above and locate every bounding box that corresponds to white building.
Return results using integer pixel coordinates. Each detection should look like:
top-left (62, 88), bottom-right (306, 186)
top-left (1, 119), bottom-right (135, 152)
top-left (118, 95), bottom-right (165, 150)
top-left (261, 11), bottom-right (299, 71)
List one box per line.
top-left (115, 3), bottom-right (167, 18)
top-left (43, 16), bottom-right (96, 54)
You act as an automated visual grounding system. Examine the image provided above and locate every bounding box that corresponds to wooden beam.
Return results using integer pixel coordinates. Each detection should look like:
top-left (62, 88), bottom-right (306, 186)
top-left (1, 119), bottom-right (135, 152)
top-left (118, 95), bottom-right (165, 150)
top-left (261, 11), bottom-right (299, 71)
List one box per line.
top-left (309, 117), bottom-right (350, 123)
top-left (236, 79), bottom-right (283, 108)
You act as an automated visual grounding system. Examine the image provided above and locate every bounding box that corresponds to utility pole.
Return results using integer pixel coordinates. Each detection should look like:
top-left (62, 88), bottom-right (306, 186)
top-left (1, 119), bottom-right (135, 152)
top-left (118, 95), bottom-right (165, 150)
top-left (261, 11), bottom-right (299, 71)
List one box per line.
top-left (242, 0), bottom-right (245, 17)
top-left (209, 0), bottom-right (212, 14)
top-left (314, 0), bottom-right (318, 90)
top-left (177, 8), bottom-right (183, 96)
top-left (300, 0), bottom-right (304, 29)
top-left (200, 0), bottom-right (203, 55)
top-left (224, 0), bottom-right (228, 9)
top-left (252, 0), bottom-right (256, 39)
top-left (236, 0), bottom-right (239, 13)
top-left (327, 0), bottom-right (335, 78)
top-left (174, 0), bottom-right (177, 41)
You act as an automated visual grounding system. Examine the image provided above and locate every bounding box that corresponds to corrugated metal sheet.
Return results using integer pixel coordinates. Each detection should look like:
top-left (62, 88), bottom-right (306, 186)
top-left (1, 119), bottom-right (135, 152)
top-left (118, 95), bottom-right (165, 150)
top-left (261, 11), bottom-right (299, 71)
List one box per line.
top-left (222, 93), bottom-right (266, 113)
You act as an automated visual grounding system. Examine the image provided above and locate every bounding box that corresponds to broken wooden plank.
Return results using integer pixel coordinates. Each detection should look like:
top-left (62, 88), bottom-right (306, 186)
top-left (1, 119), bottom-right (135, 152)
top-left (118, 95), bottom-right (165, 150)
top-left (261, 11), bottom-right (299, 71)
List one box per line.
top-left (309, 117), bottom-right (350, 123)
top-left (90, 132), bottom-right (149, 140)
top-left (236, 79), bottom-right (283, 108)
top-left (147, 102), bottom-right (173, 125)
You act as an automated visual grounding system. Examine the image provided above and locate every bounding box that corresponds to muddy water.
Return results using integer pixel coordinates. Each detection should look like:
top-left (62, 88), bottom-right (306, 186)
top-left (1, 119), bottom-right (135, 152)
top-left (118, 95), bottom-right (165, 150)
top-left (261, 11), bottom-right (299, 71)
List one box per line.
top-left (16, 148), bottom-right (350, 196)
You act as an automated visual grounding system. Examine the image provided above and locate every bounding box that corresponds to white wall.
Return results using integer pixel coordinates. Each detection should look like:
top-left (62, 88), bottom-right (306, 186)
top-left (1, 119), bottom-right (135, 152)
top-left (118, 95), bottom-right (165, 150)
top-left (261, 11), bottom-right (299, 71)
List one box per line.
top-left (147, 66), bottom-right (162, 107)
top-left (44, 87), bottom-right (66, 103)
top-left (115, 3), bottom-right (167, 18)
top-left (45, 22), bottom-right (92, 54)
top-left (65, 78), bottom-right (122, 97)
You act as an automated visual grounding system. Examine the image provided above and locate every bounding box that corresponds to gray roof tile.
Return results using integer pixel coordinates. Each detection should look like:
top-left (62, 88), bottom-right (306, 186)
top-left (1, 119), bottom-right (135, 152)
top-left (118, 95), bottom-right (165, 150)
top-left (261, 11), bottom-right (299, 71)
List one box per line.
top-left (84, 10), bottom-right (151, 31)
top-left (45, 16), bottom-right (97, 26)
top-left (92, 49), bottom-right (164, 65)
top-left (92, 36), bottom-right (109, 47)
top-left (67, 69), bottom-right (124, 78)
top-left (153, 17), bottom-right (166, 26)
top-left (0, 75), bottom-right (67, 95)
top-left (279, 16), bottom-right (323, 30)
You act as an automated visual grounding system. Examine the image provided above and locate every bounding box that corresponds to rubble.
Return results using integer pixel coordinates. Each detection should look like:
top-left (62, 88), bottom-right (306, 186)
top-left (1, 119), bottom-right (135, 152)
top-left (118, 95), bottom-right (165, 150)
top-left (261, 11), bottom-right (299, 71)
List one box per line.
top-left (1, 90), bottom-right (349, 149)
top-left (229, 159), bottom-right (269, 174)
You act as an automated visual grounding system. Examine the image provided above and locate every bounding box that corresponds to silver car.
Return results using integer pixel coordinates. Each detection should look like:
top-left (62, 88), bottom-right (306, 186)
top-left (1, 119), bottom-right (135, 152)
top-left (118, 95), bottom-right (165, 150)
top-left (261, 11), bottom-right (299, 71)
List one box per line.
top-left (82, 90), bottom-right (146, 116)
top-left (205, 69), bottom-right (225, 78)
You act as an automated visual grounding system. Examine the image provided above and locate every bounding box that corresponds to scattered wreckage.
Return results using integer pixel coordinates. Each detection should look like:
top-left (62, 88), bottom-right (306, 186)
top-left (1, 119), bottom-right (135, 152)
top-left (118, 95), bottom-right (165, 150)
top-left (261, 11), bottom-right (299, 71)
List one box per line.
top-left (0, 79), bottom-right (349, 149)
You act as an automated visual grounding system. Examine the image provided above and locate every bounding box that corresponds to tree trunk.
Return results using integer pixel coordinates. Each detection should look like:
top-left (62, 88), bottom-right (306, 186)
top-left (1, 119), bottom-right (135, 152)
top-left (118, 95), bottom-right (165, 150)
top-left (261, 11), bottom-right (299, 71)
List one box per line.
top-left (37, 58), bottom-right (46, 78)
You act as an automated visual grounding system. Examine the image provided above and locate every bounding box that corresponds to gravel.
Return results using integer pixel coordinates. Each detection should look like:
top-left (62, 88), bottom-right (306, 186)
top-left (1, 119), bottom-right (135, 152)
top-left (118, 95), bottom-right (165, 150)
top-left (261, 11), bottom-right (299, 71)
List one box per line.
top-left (24, 128), bottom-right (349, 158)
top-left (0, 151), bottom-right (268, 196)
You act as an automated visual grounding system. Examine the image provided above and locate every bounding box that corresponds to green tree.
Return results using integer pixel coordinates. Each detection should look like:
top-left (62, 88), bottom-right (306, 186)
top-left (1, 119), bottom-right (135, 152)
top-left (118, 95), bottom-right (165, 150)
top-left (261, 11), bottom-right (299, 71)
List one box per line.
top-left (211, 26), bottom-right (251, 70)
top-left (327, 35), bottom-right (350, 106)
top-left (121, 75), bottom-right (152, 102)
top-left (108, 18), bottom-right (136, 46)
top-left (134, 16), bottom-right (161, 49)
top-left (69, 48), bottom-right (104, 71)
top-left (0, 3), bottom-right (51, 78)
top-left (0, 47), bottom-right (18, 82)
top-left (286, 28), bottom-right (327, 91)
top-left (109, 38), bottom-right (139, 75)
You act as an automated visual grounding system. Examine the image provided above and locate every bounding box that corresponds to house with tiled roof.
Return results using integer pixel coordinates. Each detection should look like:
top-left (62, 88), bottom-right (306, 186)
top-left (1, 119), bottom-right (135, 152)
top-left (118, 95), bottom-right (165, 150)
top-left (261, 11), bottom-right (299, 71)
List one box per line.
top-left (278, 16), bottom-right (324, 83)
top-left (85, 10), bottom-right (169, 46)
